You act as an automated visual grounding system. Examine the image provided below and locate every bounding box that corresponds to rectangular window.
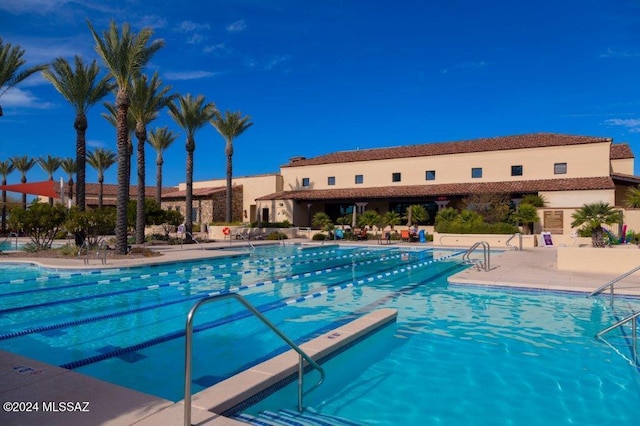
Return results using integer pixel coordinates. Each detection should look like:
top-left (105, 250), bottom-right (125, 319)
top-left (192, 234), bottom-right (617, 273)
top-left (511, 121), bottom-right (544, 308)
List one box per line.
top-left (302, 177), bottom-right (310, 187)
top-left (191, 208), bottom-right (198, 222)
top-left (392, 172), bottom-right (401, 182)
top-left (554, 162), bottom-right (567, 175)
top-left (425, 170), bottom-right (436, 181)
top-left (327, 176), bottom-right (335, 186)
top-left (511, 165), bottom-right (523, 176)
top-left (355, 174), bottom-right (364, 184)
top-left (471, 167), bottom-right (483, 178)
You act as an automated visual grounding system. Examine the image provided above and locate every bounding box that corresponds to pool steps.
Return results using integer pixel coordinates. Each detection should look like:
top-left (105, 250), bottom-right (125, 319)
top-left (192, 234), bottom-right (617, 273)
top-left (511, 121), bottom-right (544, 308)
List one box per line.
top-left (189, 308), bottom-right (397, 416)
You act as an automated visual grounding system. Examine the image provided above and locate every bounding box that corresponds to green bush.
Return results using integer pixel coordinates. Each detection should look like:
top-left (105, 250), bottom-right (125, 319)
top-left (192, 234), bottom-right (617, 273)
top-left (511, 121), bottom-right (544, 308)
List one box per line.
top-left (312, 233), bottom-right (327, 240)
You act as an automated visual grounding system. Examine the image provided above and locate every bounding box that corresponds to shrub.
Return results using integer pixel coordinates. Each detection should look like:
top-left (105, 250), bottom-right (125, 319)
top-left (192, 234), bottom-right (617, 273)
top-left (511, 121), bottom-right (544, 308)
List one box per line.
top-left (266, 231), bottom-right (288, 240)
top-left (312, 233), bottom-right (327, 240)
top-left (9, 203), bottom-right (68, 250)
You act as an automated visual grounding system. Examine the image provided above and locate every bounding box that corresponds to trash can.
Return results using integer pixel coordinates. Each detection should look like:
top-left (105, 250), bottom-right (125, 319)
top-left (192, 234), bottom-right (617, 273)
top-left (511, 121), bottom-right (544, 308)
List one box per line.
top-left (418, 229), bottom-right (426, 243)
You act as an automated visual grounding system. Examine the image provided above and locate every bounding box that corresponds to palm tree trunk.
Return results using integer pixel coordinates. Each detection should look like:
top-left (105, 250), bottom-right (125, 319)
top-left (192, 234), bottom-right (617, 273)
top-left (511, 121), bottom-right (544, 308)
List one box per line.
top-left (1, 184), bottom-right (6, 234)
top-left (98, 178), bottom-right (104, 209)
top-left (185, 139), bottom-right (194, 243)
top-left (67, 177), bottom-right (73, 204)
top-left (592, 227), bottom-right (606, 248)
top-left (21, 175), bottom-right (27, 210)
top-left (115, 90), bottom-right (130, 255)
top-left (225, 145), bottom-right (232, 223)
top-left (75, 112), bottom-right (88, 212)
top-left (135, 127), bottom-right (146, 245)
top-left (155, 156), bottom-right (163, 205)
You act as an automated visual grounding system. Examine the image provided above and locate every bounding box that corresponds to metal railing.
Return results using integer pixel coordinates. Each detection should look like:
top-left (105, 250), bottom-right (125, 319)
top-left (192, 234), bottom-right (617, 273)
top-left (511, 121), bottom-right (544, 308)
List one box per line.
top-left (588, 265), bottom-right (640, 298)
top-left (596, 311), bottom-right (640, 365)
top-left (78, 240), bottom-right (108, 265)
top-left (181, 232), bottom-right (204, 250)
top-left (0, 232), bottom-right (19, 251)
top-left (231, 229), bottom-right (256, 249)
top-left (462, 241), bottom-right (490, 271)
top-left (505, 232), bottom-right (522, 251)
top-left (183, 293), bottom-right (325, 426)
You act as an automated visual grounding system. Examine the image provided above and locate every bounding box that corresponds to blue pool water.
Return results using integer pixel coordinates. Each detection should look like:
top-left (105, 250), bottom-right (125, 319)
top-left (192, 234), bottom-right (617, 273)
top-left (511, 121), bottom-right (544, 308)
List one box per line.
top-left (1, 244), bottom-right (639, 425)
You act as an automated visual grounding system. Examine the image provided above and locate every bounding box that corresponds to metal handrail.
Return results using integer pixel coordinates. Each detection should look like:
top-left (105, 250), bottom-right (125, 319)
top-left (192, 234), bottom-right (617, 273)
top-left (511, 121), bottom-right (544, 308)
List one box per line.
top-left (181, 232), bottom-right (205, 250)
top-left (183, 293), bottom-right (325, 426)
top-left (596, 311), bottom-right (639, 364)
top-left (506, 232), bottom-right (522, 251)
top-left (1, 232), bottom-right (19, 251)
top-left (462, 241), bottom-right (491, 271)
top-left (231, 229), bottom-right (256, 249)
top-left (588, 265), bottom-right (640, 297)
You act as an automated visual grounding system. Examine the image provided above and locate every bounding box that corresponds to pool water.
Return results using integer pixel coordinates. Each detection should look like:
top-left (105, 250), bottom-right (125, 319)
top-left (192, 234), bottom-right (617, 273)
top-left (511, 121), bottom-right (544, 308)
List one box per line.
top-left (239, 283), bottom-right (640, 425)
top-left (1, 244), bottom-right (639, 426)
top-left (0, 245), bottom-right (462, 401)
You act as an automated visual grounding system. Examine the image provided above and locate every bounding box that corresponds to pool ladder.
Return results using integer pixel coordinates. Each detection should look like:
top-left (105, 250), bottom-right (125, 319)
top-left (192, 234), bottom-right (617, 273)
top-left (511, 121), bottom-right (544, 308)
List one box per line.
top-left (589, 265), bottom-right (640, 364)
top-left (0, 232), bottom-right (18, 251)
top-left (505, 232), bottom-right (522, 251)
top-left (78, 240), bottom-right (108, 265)
top-left (183, 293), bottom-right (325, 426)
top-left (462, 241), bottom-right (490, 271)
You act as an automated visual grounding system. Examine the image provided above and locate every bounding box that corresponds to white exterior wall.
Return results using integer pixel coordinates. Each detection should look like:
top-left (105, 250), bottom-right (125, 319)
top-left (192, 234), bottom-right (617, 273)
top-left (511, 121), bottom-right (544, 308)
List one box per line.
top-left (281, 142), bottom-right (612, 190)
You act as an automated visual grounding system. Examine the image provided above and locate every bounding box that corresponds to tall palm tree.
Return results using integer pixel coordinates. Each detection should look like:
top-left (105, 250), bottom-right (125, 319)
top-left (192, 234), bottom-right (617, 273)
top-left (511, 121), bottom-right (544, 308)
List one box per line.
top-left (129, 72), bottom-right (173, 244)
top-left (147, 126), bottom-right (177, 204)
top-left (0, 38), bottom-right (47, 117)
top-left (210, 110), bottom-right (253, 223)
top-left (0, 159), bottom-right (15, 233)
top-left (10, 156), bottom-right (36, 209)
top-left (37, 155), bottom-right (61, 205)
top-left (168, 94), bottom-right (216, 242)
top-left (86, 148), bottom-right (116, 208)
top-left (102, 101), bottom-right (135, 200)
top-left (571, 202), bottom-right (621, 247)
top-left (88, 19), bottom-right (164, 255)
top-left (41, 55), bottom-right (112, 212)
top-left (59, 157), bottom-right (76, 205)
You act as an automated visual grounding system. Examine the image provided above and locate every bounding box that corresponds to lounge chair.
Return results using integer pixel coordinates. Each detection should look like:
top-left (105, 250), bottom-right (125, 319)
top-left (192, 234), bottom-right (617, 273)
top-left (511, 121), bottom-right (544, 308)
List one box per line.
top-left (401, 230), bottom-right (410, 242)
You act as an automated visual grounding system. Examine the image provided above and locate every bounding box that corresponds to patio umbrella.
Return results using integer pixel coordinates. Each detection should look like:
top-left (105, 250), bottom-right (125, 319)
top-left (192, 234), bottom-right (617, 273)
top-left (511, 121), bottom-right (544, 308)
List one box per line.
top-left (351, 205), bottom-right (357, 228)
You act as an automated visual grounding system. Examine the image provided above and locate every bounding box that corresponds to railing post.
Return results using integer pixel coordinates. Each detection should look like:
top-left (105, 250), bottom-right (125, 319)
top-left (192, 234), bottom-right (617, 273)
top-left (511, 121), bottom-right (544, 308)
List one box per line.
top-left (298, 355), bottom-right (304, 412)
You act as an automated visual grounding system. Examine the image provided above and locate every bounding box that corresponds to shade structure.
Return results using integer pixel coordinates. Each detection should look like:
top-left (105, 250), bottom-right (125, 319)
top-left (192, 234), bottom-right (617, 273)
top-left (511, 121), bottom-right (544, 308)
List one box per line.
top-left (0, 180), bottom-right (60, 199)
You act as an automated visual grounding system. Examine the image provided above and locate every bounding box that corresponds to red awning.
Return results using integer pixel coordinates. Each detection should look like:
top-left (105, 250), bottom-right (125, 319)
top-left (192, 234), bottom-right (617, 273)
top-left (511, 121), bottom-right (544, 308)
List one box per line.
top-left (0, 180), bottom-right (60, 199)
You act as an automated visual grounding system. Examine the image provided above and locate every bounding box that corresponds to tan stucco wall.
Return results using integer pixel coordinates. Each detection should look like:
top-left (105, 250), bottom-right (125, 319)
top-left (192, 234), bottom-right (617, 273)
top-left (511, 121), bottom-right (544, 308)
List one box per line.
top-left (611, 158), bottom-right (634, 175)
top-left (539, 189), bottom-right (615, 208)
top-left (432, 232), bottom-right (538, 249)
top-left (281, 142), bottom-right (612, 190)
top-left (558, 245), bottom-right (640, 274)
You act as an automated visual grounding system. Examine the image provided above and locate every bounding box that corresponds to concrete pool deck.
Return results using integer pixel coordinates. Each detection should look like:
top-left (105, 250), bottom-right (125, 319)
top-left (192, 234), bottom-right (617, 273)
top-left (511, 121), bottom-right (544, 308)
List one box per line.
top-left (1, 241), bottom-right (640, 425)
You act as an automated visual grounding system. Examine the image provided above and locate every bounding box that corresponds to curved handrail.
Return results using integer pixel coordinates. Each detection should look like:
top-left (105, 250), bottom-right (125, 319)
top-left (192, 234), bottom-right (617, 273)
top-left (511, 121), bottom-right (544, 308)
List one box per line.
top-left (462, 241), bottom-right (490, 271)
top-left (184, 293), bottom-right (325, 426)
top-left (505, 232), bottom-right (522, 251)
top-left (589, 265), bottom-right (640, 297)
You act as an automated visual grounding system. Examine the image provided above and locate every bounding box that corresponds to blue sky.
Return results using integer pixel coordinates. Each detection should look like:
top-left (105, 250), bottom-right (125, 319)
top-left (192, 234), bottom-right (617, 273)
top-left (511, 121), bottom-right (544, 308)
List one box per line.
top-left (2, 0), bottom-right (640, 188)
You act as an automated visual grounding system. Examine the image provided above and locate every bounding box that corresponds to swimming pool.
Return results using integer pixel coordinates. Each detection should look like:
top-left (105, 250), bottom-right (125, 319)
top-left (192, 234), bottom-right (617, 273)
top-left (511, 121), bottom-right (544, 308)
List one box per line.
top-left (1, 244), bottom-right (639, 425)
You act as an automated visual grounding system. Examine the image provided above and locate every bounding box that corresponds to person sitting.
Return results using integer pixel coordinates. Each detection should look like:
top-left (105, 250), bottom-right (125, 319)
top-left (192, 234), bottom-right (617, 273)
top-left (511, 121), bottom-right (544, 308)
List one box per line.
top-left (409, 225), bottom-right (419, 242)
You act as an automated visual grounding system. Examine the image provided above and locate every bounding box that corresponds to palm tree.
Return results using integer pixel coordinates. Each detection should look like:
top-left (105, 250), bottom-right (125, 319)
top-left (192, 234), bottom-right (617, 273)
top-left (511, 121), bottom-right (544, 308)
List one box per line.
top-left (571, 202), bottom-right (621, 247)
top-left (0, 38), bottom-right (47, 117)
top-left (625, 186), bottom-right (640, 208)
top-left (168, 94), bottom-right (216, 242)
top-left (147, 126), bottom-right (177, 204)
top-left (102, 101), bottom-right (136, 199)
top-left (41, 55), bottom-right (112, 212)
top-left (86, 148), bottom-right (116, 208)
top-left (59, 157), bottom-right (76, 204)
top-left (0, 159), bottom-right (15, 233)
top-left (10, 156), bottom-right (36, 209)
top-left (129, 72), bottom-right (173, 244)
top-left (210, 110), bottom-right (253, 222)
top-left (37, 155), bottom-right (61, 205)
top-left (88, 19), bottom-right (164, 255)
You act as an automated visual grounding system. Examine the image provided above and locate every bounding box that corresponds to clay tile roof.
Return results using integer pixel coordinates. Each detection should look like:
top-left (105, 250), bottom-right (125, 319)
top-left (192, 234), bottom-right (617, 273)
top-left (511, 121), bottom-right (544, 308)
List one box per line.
top-left (55, 182), bottom-right (174, 197)
top-left (282, 133), bottom-right (612, 168)
top-left (161, 185), bottom-right (242, 200)
top-left (610, 143), bottom-right (634, 159)
top-left (257, 177), bottom-right (615, 201)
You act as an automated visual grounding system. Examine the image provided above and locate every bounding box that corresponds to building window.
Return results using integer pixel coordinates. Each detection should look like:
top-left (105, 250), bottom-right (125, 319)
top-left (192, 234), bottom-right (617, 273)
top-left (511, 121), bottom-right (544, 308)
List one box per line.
top-left (355, 174), bottom-right (364, 184)
top-left (302, 177), bottom-right (310, 187)
top-left (191, 208), bottom-right (198, 222)
top-left (511, 165), bottom-right (523, 176)
top-left (328, 176), bottom-right (335, 186)
top-left (175, 206), bottom-right (181, 214)
top-left (392, 172), bottom-right (401, 182)
top-left (471, 167), bottom-right (483, 178)
top-left (554, 162), bottom-right (567, 175)
top-left (425, 170), bottom-right (436, 181)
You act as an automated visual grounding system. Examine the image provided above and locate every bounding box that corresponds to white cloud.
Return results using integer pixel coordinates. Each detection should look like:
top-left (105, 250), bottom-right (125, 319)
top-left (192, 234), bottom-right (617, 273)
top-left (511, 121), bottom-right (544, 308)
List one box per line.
top-left (0, 87), bottom-right (55, 110)
top-left (163, 70), bottom-right (218, 81)
top-left (204, 43), bottom-right (226, 53)
top-left (600, 48), bottom-right (640, 58)
top-left (226, 20), bottom-right (247, 33)
top-left (176, 20), bottom-right (210, 33)
top-left (265, 54), bottom-right (291, 71)
top-left (186, 34), bottom-right (205, 45)
top-left (441, 60), bottom-right (487, 74)
top-left (87, 140), bottom-right (106, 149)
top-left (0, 0), bottom-right (70, 15)
top-left (137, 15), bottom-right (168, 30)
top-left (604, 118), bottom-right (640, 133)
